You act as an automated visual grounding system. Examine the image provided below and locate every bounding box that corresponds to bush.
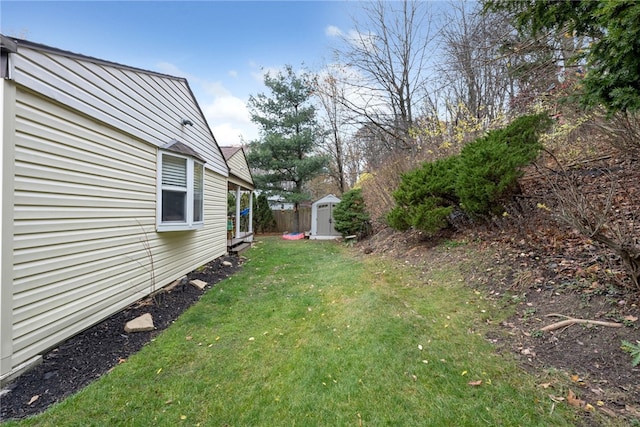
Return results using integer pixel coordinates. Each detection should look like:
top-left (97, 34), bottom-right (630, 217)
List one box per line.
top-left (387, 113), bottom-right (552, 234)
top-left (333, 189), bottom-right (372, 238)
top-left (253, 194), bottom-right (276, 233)
top-left (387, 156), bottom-right (459, 234)
top-left (456, 114), bottom-right (551, 215)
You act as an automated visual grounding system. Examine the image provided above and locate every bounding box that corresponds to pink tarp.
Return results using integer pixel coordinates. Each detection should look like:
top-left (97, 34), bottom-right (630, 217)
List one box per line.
top-left (282, 233), bottom-right (305, 240)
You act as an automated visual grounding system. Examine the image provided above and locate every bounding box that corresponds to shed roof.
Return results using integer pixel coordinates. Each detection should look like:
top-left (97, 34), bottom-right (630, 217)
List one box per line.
top-left (312, 194), bottom-right (341, 206)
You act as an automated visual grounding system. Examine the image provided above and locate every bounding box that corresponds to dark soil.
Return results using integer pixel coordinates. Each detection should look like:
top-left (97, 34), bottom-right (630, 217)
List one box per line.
top-left (363, 227), bottom-right (640, 425)
top-left (0, 255), bottom-right (243, 421)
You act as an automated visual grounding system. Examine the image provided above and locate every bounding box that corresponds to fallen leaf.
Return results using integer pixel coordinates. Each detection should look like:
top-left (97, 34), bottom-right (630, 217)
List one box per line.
top-left (596, 400), bottom-right (605, 407)
top-left (461, 370), bottom-right (468, 376)
top-left (624, 315), bottom-right (638, 322)
top-left (584, 403), bottom-right (595, 412)
top-left (186, 336), bottom-right (192, 341)
top-left (567, 389), bottom-right (586, 408)
top-left (157, 368), bottom-right (163, 374)
top-left (180, 415), bottom-right (187, 420)
top-left (521, 348), bottom-right (535, 356)
top-left (468, 380), bottom-right (482, 386)
top-left (118, 358), bottom-right (127, 364)
top-left (549, 394), bottom-right (565, 403)
top-left (165, 399), bottom-right (173, 405)
top-left (538, 382), bottom-right (552, 389)
top-left (28, 395), bottom-right (39, 405)
top-left (249, 337), bottom-right (255, 341)
top-left (418, 344), bottom-right (423, 350)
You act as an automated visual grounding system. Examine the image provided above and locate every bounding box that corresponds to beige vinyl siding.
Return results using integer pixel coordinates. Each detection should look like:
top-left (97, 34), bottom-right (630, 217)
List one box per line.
top-left (10, 87), bottom-right (227, 368)
top-left (227, 151), bottom-right (254, 188)
top-left (12, 45), bottom-right (228, 177)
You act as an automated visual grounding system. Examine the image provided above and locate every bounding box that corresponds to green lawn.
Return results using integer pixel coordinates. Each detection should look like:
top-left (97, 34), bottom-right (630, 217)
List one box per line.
top-left (4, 237), bottom-right (576, 426)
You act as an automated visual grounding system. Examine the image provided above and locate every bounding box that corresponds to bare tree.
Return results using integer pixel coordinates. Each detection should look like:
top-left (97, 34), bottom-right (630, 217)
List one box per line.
top-left (313, 68), bottom-right (353, 194)
top-left (438, 2), bottom-right (516, 123)
top-left (333, 0), bottom-right (438, 158)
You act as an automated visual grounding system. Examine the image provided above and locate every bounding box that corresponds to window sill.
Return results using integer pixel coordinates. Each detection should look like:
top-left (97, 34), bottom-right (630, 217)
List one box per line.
top-left (156, 223), bottom-right (204, 232)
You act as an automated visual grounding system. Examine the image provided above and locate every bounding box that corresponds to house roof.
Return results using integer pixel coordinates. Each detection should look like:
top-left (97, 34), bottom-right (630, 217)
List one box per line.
top-left (2, 34), bottom-right (230, 176)
top-left (221, 146), bottom-right (242, 160)
top-left (3, 35), bottom-right (181, 81)
top-left (163, 140), bottom-right (207, 163)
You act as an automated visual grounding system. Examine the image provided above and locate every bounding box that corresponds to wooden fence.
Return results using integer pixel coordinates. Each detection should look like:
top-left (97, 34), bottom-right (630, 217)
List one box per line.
top-left (272, 207), bottom-right (311, 233)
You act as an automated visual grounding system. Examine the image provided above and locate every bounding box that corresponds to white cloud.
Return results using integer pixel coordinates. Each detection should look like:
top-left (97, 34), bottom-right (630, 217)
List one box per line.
top-left (155, 61), bottom-right (189, 77)
top-left (251, 65), bottom-right (281, 85)
top-left (211, 122), bottom-right (257, 147)
top-left (153, 61), bottom-right (259, 146)
top-left (202, 95), bottom-right (260, 146)
top-left (228, 69), bottom-right (238, 78)
top-left (325, 25), bottom-right (343, 37)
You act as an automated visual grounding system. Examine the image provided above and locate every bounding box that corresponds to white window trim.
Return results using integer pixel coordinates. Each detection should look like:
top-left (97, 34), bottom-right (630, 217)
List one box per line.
top-left (157, 151), bottom-right (204, 232)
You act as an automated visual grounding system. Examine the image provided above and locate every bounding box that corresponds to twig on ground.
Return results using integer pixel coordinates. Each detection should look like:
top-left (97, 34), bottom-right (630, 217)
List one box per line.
top-left (539, 313), bottom-right (623, 332)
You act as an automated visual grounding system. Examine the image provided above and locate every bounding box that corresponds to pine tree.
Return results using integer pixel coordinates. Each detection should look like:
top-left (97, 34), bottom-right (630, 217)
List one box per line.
top-left (247, 65), bottom-right (328, 232)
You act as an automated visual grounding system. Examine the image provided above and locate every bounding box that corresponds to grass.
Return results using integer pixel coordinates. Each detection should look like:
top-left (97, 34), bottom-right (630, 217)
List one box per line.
top-left (4, 237), bottom-right (576, 426)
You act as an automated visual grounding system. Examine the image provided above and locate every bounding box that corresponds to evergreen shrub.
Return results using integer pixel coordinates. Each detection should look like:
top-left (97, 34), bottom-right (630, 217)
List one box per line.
top-left (333, 188), bottom-right (372, 238)
top-left (387, 156), bottom-right (459, 234)
top-left (253, 194), bottom-right (276, 233)
top-left (456, 114), bottom-right (551, 215)
top-left (387, 113), bottom-right (552, 234)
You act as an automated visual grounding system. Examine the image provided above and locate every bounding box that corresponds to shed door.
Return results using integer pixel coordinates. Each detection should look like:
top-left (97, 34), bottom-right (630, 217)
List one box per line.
top-left (317, 203), bottom-right (338, 236)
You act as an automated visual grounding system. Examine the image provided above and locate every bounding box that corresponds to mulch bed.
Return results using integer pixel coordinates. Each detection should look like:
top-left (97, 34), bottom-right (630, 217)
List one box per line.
top-left (0, 255), bottom-right (243, 421)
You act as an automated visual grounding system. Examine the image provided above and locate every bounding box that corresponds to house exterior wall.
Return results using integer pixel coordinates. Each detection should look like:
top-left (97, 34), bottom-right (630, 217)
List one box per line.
top-left (1, 75), bottom-right (17, 376)
top-left (1, 39), bottom-right (228, 380)
top-left (6, 87), bottom-right (227, 375)
top-left (11, 44), bottom-right (227, 176)
top-left (227, 151), bottom-right (253, 188)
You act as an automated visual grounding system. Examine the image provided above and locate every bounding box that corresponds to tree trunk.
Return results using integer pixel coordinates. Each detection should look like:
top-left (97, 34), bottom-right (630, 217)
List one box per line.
top-left (293, 202), bottom-right (300, 233)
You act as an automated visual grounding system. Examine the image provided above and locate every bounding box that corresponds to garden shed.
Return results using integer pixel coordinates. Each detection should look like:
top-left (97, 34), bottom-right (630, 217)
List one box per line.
top-left (0, 35), bottom-right (230, 382)
top-left (310, 194), bottom-right (341, 240)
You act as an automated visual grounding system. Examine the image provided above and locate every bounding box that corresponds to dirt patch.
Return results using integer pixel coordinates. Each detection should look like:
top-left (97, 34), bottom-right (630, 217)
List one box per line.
top-left (0, 255), bottom-right (243, 421)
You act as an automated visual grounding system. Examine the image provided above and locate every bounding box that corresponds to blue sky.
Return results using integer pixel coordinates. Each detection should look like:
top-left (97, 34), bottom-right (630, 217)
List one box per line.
top-left (1, 1), bottom-right (362, 146)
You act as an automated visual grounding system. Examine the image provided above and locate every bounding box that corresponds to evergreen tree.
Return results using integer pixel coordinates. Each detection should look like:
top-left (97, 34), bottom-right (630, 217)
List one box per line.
top-left (252, 194), bottom-right (276, 233)
top-left (247, 65), bottom-right (328, 232)
top-left (485, 0), bottom-right (640, 114)
top-left (333, 188), bottom-right (371, 238)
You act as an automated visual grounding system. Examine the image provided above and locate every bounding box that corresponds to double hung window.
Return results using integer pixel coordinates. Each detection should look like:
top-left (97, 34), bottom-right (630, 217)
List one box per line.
top-left (157, 151), bottom-right (204, 231)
